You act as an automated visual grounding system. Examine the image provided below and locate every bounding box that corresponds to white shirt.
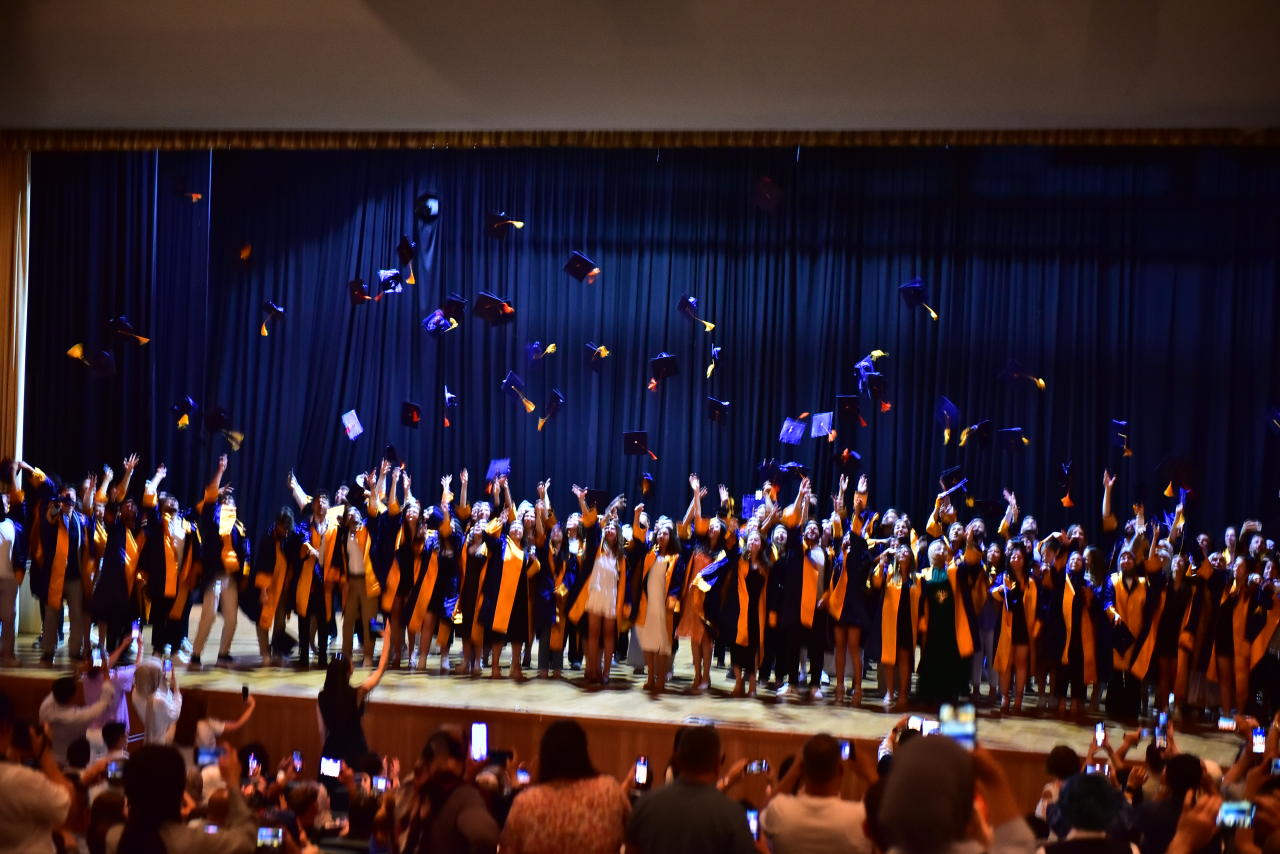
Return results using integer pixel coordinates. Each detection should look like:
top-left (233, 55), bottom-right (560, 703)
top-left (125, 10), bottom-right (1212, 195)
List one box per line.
top-left (0, 762), bottom-right (72, 854)
top-left (38, 682), bottom-right (117, 765)
top-left (133, 686), bottom-right (183, 745)
top-left (0, 517), bottom-right (16, 580)
top-left (761, 792), bottom-right (872, 854)
top-left (106, 780), bottom-right (258, 854)
top-left (346, 534), bottom-right (365, 577)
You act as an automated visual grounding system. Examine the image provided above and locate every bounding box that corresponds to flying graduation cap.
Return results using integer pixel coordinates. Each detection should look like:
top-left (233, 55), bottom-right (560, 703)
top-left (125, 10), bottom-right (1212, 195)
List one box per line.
top-left (1110, 420), bottom-right (1133, 457)
top-left (707, 397), bottom-right (730, 423)
top-left (779, 417), bottom-right (805, 445)
top-left (623, 430), bottom-right (657, 460)
top-left (501, 371), bottom-right (536, 413)
top-left (526, 341), bottom-right (556, 362)
top-left (833, 447), bottom-right (861, 474)
top-left (959, 420), bottom-right (993, 448)
top-left (414, 192), bottom-right (441, 224)
top-left (108, 316), bottom-right (150, 345)
top-left (538, 389), bottom-right (564, 431)
top-left (836, 396), bottom-right (865, 427)
top-left (935, 396), bottom-right (960, 445)
top-left (1156, 454), bottom-right (1196, 498)
top-left (260, 301), bottom-right (284, 337)
top-left (585, 342), bottom-right (610, 370)
top-left (1059, 461), bottom-right (1074, 507)
top-left (997, 427), bottom-right (1029, 452)
top-left (474, 292), bottom-right (515, 325)
top-left (376, 270), bottom-right (403, 297)
top-left (443, 386), bottom-right (458, 426)
top-left (899, 277), bottom-right (938, 321)
top-left (564, 251), bottom-right (600, 284)
top-left (204, 405), bottom-right (244, 451)
top-left (65, 344), bottom-right (116, 377)
top-left (854, 350), bottom-right (889, 391)
top-left (750, 176), bottom-right (785, 212)
top-left (640, 472), bottom-right (654, 496)
top-left (172, 396), bottom-right (198, 429)
top-left (811, 412), bottom-right (834, 440)
top-left (422, 310), bottom-right (457, 338)
top-left (998, 360), bottom-right (1046, 391)
top-left (648, 353), bottom-right (677, 391)
top-left (706, 344), bottom-right (721, 378)
top-left (348, 277), bottom-right (372, 306)
top-left (341, 409), bottom-right (364, 441)
top-left (485, 211), bottom-right (524, 239)
top-left (677, 293), bottom-right (715, 332)
top-left (396, 234), bottom-right (416, 267)
top-left (401, 401), bottom-right (421, 429)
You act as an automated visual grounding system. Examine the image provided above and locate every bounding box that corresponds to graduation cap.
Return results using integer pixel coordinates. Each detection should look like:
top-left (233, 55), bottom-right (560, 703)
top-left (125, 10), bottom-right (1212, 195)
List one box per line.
top-left (940, 465), bottom-right (966, 492)
top-left (623, 430), bottom-right (657, 460)
top-left (108, 316), bottom-right (150, 345)
top-left (443, 386), bottom-right (458, 426)
top-left (1155, 454), bottom-right (1196, 498)
top-left (348, 277), bottom-right (372, 306)
top-left (501, 371), bottom-right (536, 413)
top-left (474, 292), bottom-right (515, 325)
top-left (441, 293), bottom-right (466, 322)
top-left (564, 251), bottom-right (600, 284)
top-left (401, 401), bottom-right (421, 429)
top-left (757, 458), bottom-right (783, 484)
top-left (1109, 420), bottom-right (1134, 457)
top-left (833, 447), bottom-right (862, 474)
top-left (526, 341), bottom-right (556, 362)
top-left (836, 396), bottom-right (865, 427)
top-left (172, 396), bottom-right (198, 429)
top-left (640, 472), bottom-right (654, 497)
top-left (677, 293), bottom-right (715, 332)
top-left (173, 176), bottom-right (203, 202)
top-left (422, 309), bottom-right (458, 338)
top-left (260, 301), bottom-right (284, 337)
top-left (414, 192), bottom-right (441, 224)
top-left (959, 420), bottom-right (993, 448)
top-left (583, 488), bottom-right (610, 511)
top-left (376, 270), bottom-right (403, 297)
top-left (779, 417), bottom-right (805, 445)
top-left (486, 458), bottom-right (511, 482)
top-left (935, 396), bottom-right (960, 444)
top-left (1059, 461), bottom-right (1074, 507)
top-left (810, 412), bottom-right (833, 439)
top-left (585, 342), bottom-right (610, 370)
top-left (396, 234), bottom-right (417, 267)
top-left (778, 461), bottom-right (810, 481)
top-left (203, 405), bottom-right (243, 451)
top-left (998, 360), bottom-right (1046, 391)
top-left (750, 176), bottom-right (784, 212)
top-left (865, 373), bottom-right (891, 412)
top-left (854, 350), bottom-right (889, 391)
top-left (1269, 406), bottom-right (1280, 436)
top-left (538, 389), bottom-right (564, 431)
top-left (706, 344), bottom-right (721, 378)
top-left (342, 409), bottom-right (364, 441)
top-left (236, 243), bottom-right (252, 268)
top-left (649, 352), bottom-right (678, 386)
top-left (707, 397), bottom-right (730, 423)
top-left (898, 277), bottom-right (938, 321)
top-left (384, 443), bottom-right (400, 465)
top-left (485, 210), bottom-right (524, 239)
top-left (996, 427), bottom-right (1029, 452)
top-left (65, 344), bottom-right (116, 377)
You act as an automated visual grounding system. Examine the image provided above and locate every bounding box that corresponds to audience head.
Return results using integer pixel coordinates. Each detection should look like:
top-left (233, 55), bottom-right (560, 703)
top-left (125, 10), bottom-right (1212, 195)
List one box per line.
top-left (85, 789), bottom-right (126, 854)
top-left (417, 729), bottom-right (466, 788)
top-left (1056, 772), bottom-right (1123, 832)
top-left (1045, 745), bottom-right (1081, 781)
top-left (346, 792), bottom-right (380, 839)
top-left (275, 506), bottom-right (295, 536)
top-left (674, 725), bottom-right (722, 781)
top-left (52, 676), bottom-right (78, 705)
top-left (863, 778), bottom-right (889, 854)
top-left (102, 722), bottom-right (127, 752)
top-left (880, 735), bottom-right (974, 854)
top-left (1163, 753), bottom-right (1203, 801)
top-left (286, 780), bottom-right (321, 827)
top-left (1145, 743), bottom-right (1166, 775)
top-left (205, 788), bottom-right (230, 826)
top-left (537, 719), bottom-right (596, 783)
top-left (119, 746), bottom-right (187, 854)
top-left (323, 654), bottom-right (355, 693)
top-left (800, 733), bottom-right (843, 794)
top-left (67, 736), bottom-right (91, 769)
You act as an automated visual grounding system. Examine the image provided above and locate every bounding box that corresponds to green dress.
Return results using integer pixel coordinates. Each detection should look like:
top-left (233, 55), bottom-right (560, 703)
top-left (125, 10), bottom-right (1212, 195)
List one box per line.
top-left (915, 566), bottom-right (971, 705)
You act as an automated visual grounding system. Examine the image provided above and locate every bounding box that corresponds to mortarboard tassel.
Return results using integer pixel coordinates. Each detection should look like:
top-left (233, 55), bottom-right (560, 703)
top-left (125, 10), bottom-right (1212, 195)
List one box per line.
top-left (1164, 482), bottom-right (1174, 498)
top-left (647, 379), bottom-right (658, 392)
top-left (537, 416), bottom-right (549, 431)
top-left (880, 401), bottom-right (892, 412)
top-left (260, 322), bottom-right (269, 337)
top-left (959, 427), bottom-right (970, 446)
top-left (827, 429), bottom-right (836, 443)
top-left (177, 414), bottom-right (189, 429)
top-left (222, 430), bottom-right (244, 452)
top-left (405, 266), bottom-right (415, 286)
top-left (239, 244), bottom-right (252, 262)
top-left (531, 343), bottom-right (556, 359)
top-left (923, 304), bottom-right (938, 321)
top-left (706, 344), bottom-right (721, 379)
top-left (512, 390), bottom-right (536, 414)
top-left (1062, 493), bottom-right (1074, 508)
top-left (66, 343), bottom-right (85, 362)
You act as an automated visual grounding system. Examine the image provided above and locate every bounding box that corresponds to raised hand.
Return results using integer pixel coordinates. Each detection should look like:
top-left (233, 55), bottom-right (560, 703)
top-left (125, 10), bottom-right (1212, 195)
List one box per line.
top-left (1103, 469), bottom-right (1116, 490)
top-left (571, 484), bottom-right (585, 498)
top-left (857, 474), bottom-right (868, 493)
top-left (689, 474), bottom-right (700, 491)
top-left (218, 453), bottom-right (228, 471)
top-left (441, 474), bottom-right (452, 490)
top-left (718, 484), bottom-right (729, 503)
top-left (154, 464), bottom-right (167, 481)
top-left (102, 465), bottom-right (113, 484)
top-left (699, 487), bottom-right (708, 499)
top-left (459, 468), bottom-right (468, 486)
top-left (1003, 489), bottom-right (1016, 507)
top-left (839, 474), bottom-right (849, 493)
top-left (123, 453), bottom-right (139, 472)
top-left (536, 480), bottom-right (546, 499)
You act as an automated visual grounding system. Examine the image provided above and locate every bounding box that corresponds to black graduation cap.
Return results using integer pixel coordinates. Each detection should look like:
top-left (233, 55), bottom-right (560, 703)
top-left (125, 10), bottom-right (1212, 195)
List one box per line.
top-left (414, 192), bottom-right (441, 224)
top-left (750, 176), bottom-right (784, 212)
top-left (649, 352), bottom-right (678, 381)
top-left (997, 427), bottom-right (1028, 452)
top-left (485, 458), bottom-right (510, 483)
top-left (396, 235), bottom-right (416, 267)
top-left (203, 405), bottom-right (244, 451)
top-left (108, 316), bottom-right (150, 345)
top-left (526, 341), bottom-right (556, 362)
top-left (538, 389), bottom-right (564, 432)
top-left (442, 293), bottom-right (467, 322)
top-left (833, 447), bottom-right (862, 474)
top-left (1155, 454), bottom-right (1196, 497)
top-left (899, 277), bottom-right (938, 320)
top-left (585, 342), bottom-right (610, 370)
top-left (836, 395), bottom-right (864, 427)
top-left (959, 420), bottom-right (993, 448)
top-left (707, 397), bottom-right (730, 423)
top-left (623, 431), bottom-right (656, 459)
top-left (998, 360), bottom-right (1046, 391)
top-left (422, 310), bottom-right (458, 338)
top-left (65, 344), bottom-right (116, 377)
top-left (940, 466), bottom-right (965, 491)
top-left (173, 176), bottom-right (203, 202)
top-left (865, 374), bottom-right (890, 411)
top-left (172, 396), bottom-right (198, 429)
top-left (756, 458), bottom-right (783, 484)
top-left (1110, 420), bottom-right (1133, 457)
top-left (384, 443), bottom-right (400, 465)
top-left (348, 278), bottom-right (372, 307)
top-left (401, 401), bottom-right (421, 429)
top-left (376, 270), bottom-right (403, 297)
top-left (677, 294), bottom-right (715, 332)
top-left (564, 251), bottom-right (600, 284)
top-left (778, 461), bottom-right (810, 481)
top-left (935, 396), bottom-right (960, 444)
top-left (583, 488), bottom-right (610, 511)
top-left (474, 292), bottom-right (515, 325)
top-left (640, 472), bottom-right (654, 496)
top-left (1058, 461), bottom-right (1074, 507)
top-left (485, 210), bottom-right (524, 239)
top-left (501, 371), bottom-right (536, 413)
top-left (260, 301), bottom-right (284, 336)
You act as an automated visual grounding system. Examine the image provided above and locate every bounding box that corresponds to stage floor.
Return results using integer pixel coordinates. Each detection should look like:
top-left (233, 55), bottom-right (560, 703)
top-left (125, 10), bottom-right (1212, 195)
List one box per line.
top-left (1, 605), bottom-right (1245, 768)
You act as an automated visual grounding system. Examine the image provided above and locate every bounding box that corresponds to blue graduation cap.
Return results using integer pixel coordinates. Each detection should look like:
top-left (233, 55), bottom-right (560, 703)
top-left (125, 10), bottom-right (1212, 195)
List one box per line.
top-left (810, 412), bottom-right (833, 438)
top-left (779, 417), bottom-right (805, 445)
top-left (501, 371), bottom-right (536, 413)
top-left (899, 277), bottom-right (937, 320)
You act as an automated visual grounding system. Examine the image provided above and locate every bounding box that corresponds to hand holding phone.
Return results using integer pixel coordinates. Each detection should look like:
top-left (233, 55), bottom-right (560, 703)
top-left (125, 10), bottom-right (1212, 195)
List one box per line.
top-left (746, 808), bottom-right (760, 840)
top-left (745, 759), bottom-right (770, 775)
top-left (470, 722), bottom-right (489, 763)
top-left (634, 756), bottom-right (650, 788)
top-left (1095, 723), bottom-right (1105, 747)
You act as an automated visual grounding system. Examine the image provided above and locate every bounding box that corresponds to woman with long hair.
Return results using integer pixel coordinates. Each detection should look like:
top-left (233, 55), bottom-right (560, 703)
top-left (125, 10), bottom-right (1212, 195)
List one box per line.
top-left (564, 486), bottom-right (627, 687)
top-left (533, 505), bottom-right (574, 679)
top-left (131, 657), bottom-right (182, 745)
top-left (478, 479), bottom-right (540, 680)
top-left (721, 527), bottom-right (771, 698)
top-left (400, 479), bottom-right (456, 674)
top-left (992, 539), bottom-right (1037, 713)
top-left (317, 626), bottom-right (390, 769)
top-left (631, 503), bottom-right (688, 694)
top-left (871, 545), bottom-right (918, 711)
top-left (499, 719), bottom-right (630, 854)
top-left (916, 536), bottom-right (976, 707)
top-left (453, 468), bottom-right (491, 677)
top-left (1207, 554), bottom-right (1255, 716)
top-left (827, 505), bottom-right (871, 706)
top-left (675, 478), bottom-right (735, 694)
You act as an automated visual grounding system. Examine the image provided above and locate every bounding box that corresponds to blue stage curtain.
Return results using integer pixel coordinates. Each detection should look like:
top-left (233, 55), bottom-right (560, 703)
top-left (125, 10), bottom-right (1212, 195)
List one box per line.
top-left (23, 146), bottom-right (1280, 538)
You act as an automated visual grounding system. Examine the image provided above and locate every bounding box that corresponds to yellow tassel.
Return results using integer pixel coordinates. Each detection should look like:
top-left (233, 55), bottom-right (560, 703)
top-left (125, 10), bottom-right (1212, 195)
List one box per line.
top-left (544, 343), bottom-right (556, 356)
top-left (1164, 482), bottom-right (1174, 498)
top-left (521, 396), bottom-right (536, 414)
top-left (959, 427), bottom-right (970, 447)
top-left (943, 427), bottom-right (951, 445)
top-left (406, 268), bottom-right (415, 285)
top-left (706, 362), bottom-right (715, 379)
top-left (1123, 447), bottom-right (1133, 458)
top-left (924, 303), bottom-right (938, 321)
top-left (510, 220), bottom-right (525, 229)
top-left (224, 430), bottom-right (244, 452)
top-left (700, 320), bottom-right (715, 332)
top-left (966, 496), bottom-right (975, 507)
top-left (260, 322), bottom-right (269, 337)
top-left (1021, 436), bottom-right (1029, 447)
top-left (537, 416), bottom-right (548, 431)
top-left (177, 414), bottom-right (189, 429)
top-left (1035, 377), bottom-right (1046, 390)
top-left (869, 349), bottom-right (888, 359)
top-left (66, 343), bottom-right (84, 360)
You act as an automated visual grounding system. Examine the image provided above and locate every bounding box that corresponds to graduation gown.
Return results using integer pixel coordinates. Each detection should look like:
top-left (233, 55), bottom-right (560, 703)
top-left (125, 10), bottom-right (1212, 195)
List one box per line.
top-left (826, 535), bottom-right (871, 629)
top-left (871, 565), bottom-right (919, 666)
top-left (249, 529), bottom-right (294, 631)
top-left (295, 512), bottom-right (339, 621)
top-left (719, 556), bottom-right (769, 660)
top-left (478, 527), bottom-right (538, 638)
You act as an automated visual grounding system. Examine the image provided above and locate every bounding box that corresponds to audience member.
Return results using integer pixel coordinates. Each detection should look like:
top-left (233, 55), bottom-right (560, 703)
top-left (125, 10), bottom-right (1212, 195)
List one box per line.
top-left (131, 657), bottom-right (182, 745)
top-left (0, 693), bottom-right (75, 854)
top-left (173, 687), bottom-right (257, 769)
top-left (760, 733), bottom-right (874, 853)
top-left (1038, 773), bottom-right (1134, 854)
top-left (400, 729), bottom-right (501, 854)
top-left (1135, 754), bottom-right (1206, 854)
top-left (1036, 745), bottom-right (1082, 820)
top-left (38, 674), bottom-right (117, 765)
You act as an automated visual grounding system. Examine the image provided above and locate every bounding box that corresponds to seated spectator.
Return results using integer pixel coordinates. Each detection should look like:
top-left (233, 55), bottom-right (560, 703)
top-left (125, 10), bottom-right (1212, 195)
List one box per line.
top-left (85, 790), bottom-right (126, 854)
top-left (104, 743), bottom-right (257, 853)
top-left (39, 674), bottom-right (117, 765)
top-left (760, 733), bottom-right (873, 853)
top-left (625, 725), bottom-right (758, 854)
top-left (323, 790), bottom-right (381, 852)
top-left (862, 779), bottom-right (889, 854)
top-left (501, 719), bottom-right (631, 854)
top-left (1036, 745), bottom-right (1082, 820)
top-left (1135, 754), bottom-right (1207, 854)
top-left (0, 694), bottom-right (75, 854)
top-left (878, 736), bottom-right (1035, 854)
top-left (67, 736), bottom-right (92, 774)
top-left (286, 779), bottom-right (323, 845)
top-left (400, 729), bottom-right (501, 854)
top-left (1037, 773), bottom-right (1135, 854)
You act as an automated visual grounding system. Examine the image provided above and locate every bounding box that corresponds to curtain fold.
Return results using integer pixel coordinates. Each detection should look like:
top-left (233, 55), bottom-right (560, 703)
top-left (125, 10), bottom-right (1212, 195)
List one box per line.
top-left (0, 151), bottom-right (29, 459)
top-left (22, 146), bottom-right (1280, 541)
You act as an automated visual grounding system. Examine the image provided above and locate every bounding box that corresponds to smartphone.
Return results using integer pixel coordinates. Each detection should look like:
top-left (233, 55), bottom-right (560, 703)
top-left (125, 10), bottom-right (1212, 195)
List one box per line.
top-left (319, 756), bottom-right (341, 777)
top-left (1167, 692), bottom-right (1175, 709)
top-left (107, 760), bottom-right (125, 783)
top-left (196, 746), bottom-right (225, 767)
top-left (1095, 723), bottom-right (1105, 747)
top-left (1216, 800), bottom-right (1255, 829)
top-left (372, 775), bottom-right (388, 792)
top-left (91, 648), bottom-right (103, 668)
top-left (248, 754), bottom-right (261, 777)
top-left (292, 751), bottom-right (303, 773)
top-left (1140, 727), bottom-right (1151, 739)
top-left (516, 768), bottom-right (530, 785)
top-left (242, 684), bottom-right (250, 702)
top-left (939, 703), bottom-right (977, 751)
top-left (1269, 758), bottom-right (1280, 776)
top-left (371, 615), bottom-right (387, 634)
top-left (162, 656), bottom-right (172, 676)
top-left (746, 808), bottom-right (760, 840)
top-left (840, 740), bottom-right (853, 761)
top-left (1086, 762), bottom-right (1110, 777)
top-left (257, 826), bottom-right (285, 847)
top-left (131, 620), bottom-right (141, 641)
top-left (907, 716), bottom-right (923, 732)
top-left (634, 756), bottom-right (650, 788)
top-left (1155, 712), bottom-right (1168, 749)
top-left (1218, 717), bottom-right (1237, 732)
top-left (922, 720), bottom-right (940, 737)
top-left (204, 824), bottom-right (218, 834)
top-left (1252, 727), bottom-right (1266, 754)
top-left (470, 722), bottom-right (488, 763)
top-left (745, 759), bottom-right (770, 775)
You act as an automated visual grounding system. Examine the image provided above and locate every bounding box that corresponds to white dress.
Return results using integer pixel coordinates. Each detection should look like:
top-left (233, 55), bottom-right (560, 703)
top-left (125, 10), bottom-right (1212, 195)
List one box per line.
top-left (586, 551), bottom-right (619, 618)
top-left (637, 556), bottom-right (673, 655)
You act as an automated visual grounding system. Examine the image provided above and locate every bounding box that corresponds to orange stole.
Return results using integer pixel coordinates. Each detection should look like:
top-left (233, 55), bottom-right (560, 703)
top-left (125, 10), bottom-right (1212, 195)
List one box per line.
top-left (993, 577), bottom-right (1037, 674)
top-left (1061, 574), bottom-right (1097, 685)
top-left (466, 541), bottom-right (489, 646)
top-left (168, 525), bottom-right (201, 620)
top-left (878, 574), bottom-right (920, 666)
top-left (635, 551), bottom-right (678, 639)
top-left (1109, 572), bottom-right (1147, 672)
top-left (1207, 587), bottom-right (1250, 681)
top-left (799, 547), bottom-right (822, 628)
top-left (407, 545), bottom-right (439, 635)
top-left (46, 517), bottom-right (73, 606)
top-left (298, 521), bottom-right (337, 619)
top-left (734, 558), bottom-right (768, 660)
top-left (491, 537), bottom-right (530, 635)
top-left (548, 553), bottom-right (570, 650)
top-left (920, 565), bottom-right (975, 658)
top-left (256, 540), bottom-right (290, 631)
top-left (82, 520), bottom-right (107, 598)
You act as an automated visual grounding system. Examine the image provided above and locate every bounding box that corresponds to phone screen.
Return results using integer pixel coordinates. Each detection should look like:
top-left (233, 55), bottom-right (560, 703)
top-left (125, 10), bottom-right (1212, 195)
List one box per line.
top-left (1218, 717), bottom-right (1237, 732)
top-left (92, 649), bottom-right (103, 667)
top-left (1252, 727), bottom-right (1266, 754)
top-left (921, 720), bottom-right (940, 737)
top-left (196, 747), bottom-right (224, 767)
top-left (840, 740), bottom-right (852, 761)
top-left (372, 775), bottom-right (388, 791)
top-left (939, 703), bottom-right (977, 751)
top-left (746, 808), bottom-right (760, 839)
top-left (470, 723), bottom-right (488, 762)
top-left (1155, 712), bottom-right (1168, 749)
top-left (1270, 758), bottom-right (1280, 776)
top-left (131, 620), bottom-right (141, 640)
top-left (1216, 800), bottom-right (1255, 829)
top-left (319, 756), bottom-right (341, 777)
top-left (907, 716), bottom-right (923, 732)
top-left (247, 754), bottom-right (260, 778)
top-left (1086, 762), bottom-right (1110, 777)
top-left (257, 827), bottom-right (285, 847)
top-left (745, 759), bottom-right (770, 775)
top-left (107, 760), bottom-right (125, 783)
top-left (1095, 723), bottom-right (1105, 746)
top-left (516, 769), bottom-right (530, 785)
top-left (634, 757), bottom-right (649, 787)
top-left (293, 751), bottom-right (303, 772)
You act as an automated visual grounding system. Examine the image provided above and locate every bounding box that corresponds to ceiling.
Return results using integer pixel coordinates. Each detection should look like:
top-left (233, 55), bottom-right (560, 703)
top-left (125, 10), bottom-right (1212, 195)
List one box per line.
top-left (2, 0), bottom-right (1278, 132)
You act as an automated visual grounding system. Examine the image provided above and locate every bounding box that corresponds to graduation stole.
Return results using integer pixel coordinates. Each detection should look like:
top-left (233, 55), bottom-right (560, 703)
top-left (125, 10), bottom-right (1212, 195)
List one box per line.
top-left (218, 506), bottom-right (244, 573)
top-left (82, 519), bottom-right (107, 597)
top-left (993, 574), bottom-right (1035, 674)
top-left (259, 539), bottom-right (289, 630)
top-left (828, 550), bottom-right (849, 620)
top-left (636, 550), bottom-right (676, 630)
top-left (407, 540), bottom-right (438, 636)
top-left (300, 517), bottom-right (337, 618)
top-left (491, 536), bottom-right (526, 634)
top-left (124, 528), bottom-right (140, 596)
top-left (800, 544), bottom-right (823, 627)
top-left (879, 572), bottom-right (919, 667)
top-left (47, 514), bottom-right (82, 606)
top-left (1061, 572), bottom-right (1097, 685)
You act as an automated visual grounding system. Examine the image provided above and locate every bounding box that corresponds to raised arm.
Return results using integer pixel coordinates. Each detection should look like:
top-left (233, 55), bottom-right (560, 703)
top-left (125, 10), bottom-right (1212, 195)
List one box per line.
top-left (143, 465), bottom-right (166, 509)
top-left (220, 695), bottom-right (257, 735)
top-left (202, 454), bottom-right (228, 510)
top-left (112, 454), bottom-right (139, 504)
top-left (357, 620), bottom-right (393, 700)
top-left (455, 468), bottom-right (469, 517)
top-left (1102, 469), bottom-right (1117, 533)
top-left (288, 470), bottom-right (309, 511)
top-left (386, 466), bottom-right (403, 516)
